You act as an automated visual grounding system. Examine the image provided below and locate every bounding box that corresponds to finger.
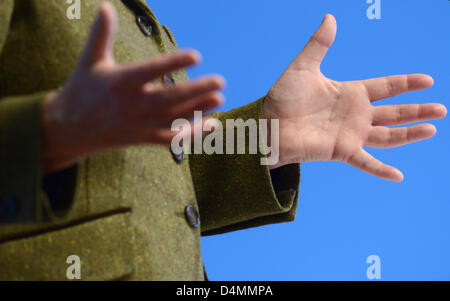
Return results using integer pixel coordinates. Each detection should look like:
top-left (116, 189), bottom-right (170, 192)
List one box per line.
top-left (361, 74), bottom-right (434, 102)
top-left (290, 14), bottom-right (337, 71)
top-left (141, 75), bottom-right (225, 109)
top-left (346, 149), bottom-right (404, 182)
top-left (80, 2), bottom-right (118, 66)
top-left (366, 124), bottom-right (437, 149)
top-left (118, 50), bottom-right (202, 86)
top-left (372, 103), bottom-right (447, 126)
top-left (147, 116), bottom-right (219, 145)
top-left (139, 92), bottom-right (224, 127)
top-left (170, 91), bottom-right (224, 120)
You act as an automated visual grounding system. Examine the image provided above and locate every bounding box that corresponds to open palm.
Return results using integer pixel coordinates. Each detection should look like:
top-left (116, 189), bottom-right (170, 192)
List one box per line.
top-left (264, 15), bottom-right (447, 181)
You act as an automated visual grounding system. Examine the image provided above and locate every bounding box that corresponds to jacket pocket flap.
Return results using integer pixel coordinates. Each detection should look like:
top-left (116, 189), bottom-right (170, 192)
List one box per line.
top-left (0, 211), bottom-right (134, 280)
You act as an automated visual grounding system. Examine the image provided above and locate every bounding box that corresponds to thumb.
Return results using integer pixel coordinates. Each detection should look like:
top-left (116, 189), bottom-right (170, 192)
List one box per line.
top-left (80, 2), bottom-right (118, 66)
top-left (291, 14), bottom-right (337, 71)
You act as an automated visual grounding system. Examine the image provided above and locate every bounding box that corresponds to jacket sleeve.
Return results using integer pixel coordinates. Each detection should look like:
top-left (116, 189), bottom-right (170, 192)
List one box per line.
top-left (189, 97), bottom-right (301, 236)
top-left (0, 1), bottom-right (75, 223)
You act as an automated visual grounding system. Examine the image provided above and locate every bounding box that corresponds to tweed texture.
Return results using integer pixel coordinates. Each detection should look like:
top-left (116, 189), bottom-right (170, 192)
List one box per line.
top-left (0, 0), bottom-right (300, 280)
top-left (191, 99), bottom-right (301, 235)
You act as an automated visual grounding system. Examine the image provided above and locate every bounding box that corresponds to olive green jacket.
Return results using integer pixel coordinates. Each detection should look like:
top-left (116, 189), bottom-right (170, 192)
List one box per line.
top-left (0, 0), bottom-right (300, 280)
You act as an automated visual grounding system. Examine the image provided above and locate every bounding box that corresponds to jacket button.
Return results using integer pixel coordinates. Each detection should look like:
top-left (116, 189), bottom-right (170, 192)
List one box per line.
top-left (136, 15), bottom-right (153, 36)
top-left (163, 74), bottom-right (175, 86)
top-left (185, 205), bottom-right (200, 228)
top-left (0, 197), bottom-right (19, 220)
top-left (171, 147), bottom-right (185, 164)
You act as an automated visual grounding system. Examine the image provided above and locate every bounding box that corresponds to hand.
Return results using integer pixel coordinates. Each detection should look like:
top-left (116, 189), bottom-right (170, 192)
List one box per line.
top-left (43, 2), bottom-right (224, 174)
top-left (263, 15), bottom-right (447, 181)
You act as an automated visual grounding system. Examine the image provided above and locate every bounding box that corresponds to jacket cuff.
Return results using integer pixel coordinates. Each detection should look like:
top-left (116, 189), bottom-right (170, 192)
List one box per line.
top-left (189, 97), bottom-right (301, 235)
top-left (0, 92), bottom-right (77, 222)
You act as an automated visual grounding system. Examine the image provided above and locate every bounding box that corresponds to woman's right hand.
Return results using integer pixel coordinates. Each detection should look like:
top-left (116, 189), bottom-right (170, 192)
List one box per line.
top-left (42, 2), bottom-right (225, 173)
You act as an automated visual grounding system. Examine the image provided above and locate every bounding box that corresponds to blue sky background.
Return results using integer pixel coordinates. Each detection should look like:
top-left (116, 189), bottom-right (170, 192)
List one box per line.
top-left (148, 0), bottom-right (450, 280)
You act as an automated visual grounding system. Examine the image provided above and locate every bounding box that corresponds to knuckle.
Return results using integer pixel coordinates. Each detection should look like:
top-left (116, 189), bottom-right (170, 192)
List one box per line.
top-left (385, 77), bottom-right (395, 97)
top-left (395, 106), bottom-right (402, 122)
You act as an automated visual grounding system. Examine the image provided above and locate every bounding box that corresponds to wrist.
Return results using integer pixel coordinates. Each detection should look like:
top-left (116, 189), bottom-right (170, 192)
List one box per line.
top-left (41, 92), bottom-right (82, 174)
